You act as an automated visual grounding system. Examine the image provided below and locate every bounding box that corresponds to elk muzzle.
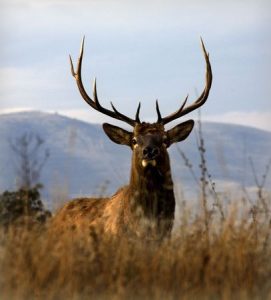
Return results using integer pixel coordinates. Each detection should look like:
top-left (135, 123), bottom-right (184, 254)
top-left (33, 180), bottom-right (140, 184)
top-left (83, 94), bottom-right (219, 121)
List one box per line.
top-left (142, 146), bottom-right (160, 168)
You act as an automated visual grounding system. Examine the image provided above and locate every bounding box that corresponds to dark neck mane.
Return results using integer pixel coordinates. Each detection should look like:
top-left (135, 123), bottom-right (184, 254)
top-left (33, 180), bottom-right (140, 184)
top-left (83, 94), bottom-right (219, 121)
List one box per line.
top-left (128, 165), bottom-right (175, 220)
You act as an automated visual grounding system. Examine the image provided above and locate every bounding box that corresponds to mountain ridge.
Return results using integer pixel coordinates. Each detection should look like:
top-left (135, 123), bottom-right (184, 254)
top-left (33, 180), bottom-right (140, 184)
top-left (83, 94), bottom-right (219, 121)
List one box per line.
top-left (1, 110), bottom-right (270, 135)
top-left (0, 111), bottom-right (270, 208)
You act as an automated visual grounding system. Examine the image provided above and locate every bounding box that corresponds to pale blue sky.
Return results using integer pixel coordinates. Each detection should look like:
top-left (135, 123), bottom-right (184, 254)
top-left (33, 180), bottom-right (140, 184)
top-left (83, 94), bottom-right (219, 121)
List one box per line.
top-left (1, 0), bottom-right (270, 130)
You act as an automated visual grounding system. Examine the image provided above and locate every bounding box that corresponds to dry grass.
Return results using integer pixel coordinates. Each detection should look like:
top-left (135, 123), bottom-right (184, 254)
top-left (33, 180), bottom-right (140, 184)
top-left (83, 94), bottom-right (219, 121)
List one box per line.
top-left (1, 119), bottom-right (270, 299)
top-left (0, 196), bottom-right (271, 300)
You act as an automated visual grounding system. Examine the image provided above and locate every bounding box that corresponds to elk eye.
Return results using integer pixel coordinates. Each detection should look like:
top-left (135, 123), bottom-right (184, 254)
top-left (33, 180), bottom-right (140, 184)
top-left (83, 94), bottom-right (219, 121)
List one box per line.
top-left (132, 138), bottom-right (137, 145)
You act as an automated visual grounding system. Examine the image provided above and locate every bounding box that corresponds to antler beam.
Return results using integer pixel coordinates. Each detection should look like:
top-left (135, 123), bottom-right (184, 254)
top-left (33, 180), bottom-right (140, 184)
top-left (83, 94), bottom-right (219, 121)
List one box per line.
top-left (69, 37), bottom-right (140, 127)
top-left (156, 38), bottom-right (212, 125)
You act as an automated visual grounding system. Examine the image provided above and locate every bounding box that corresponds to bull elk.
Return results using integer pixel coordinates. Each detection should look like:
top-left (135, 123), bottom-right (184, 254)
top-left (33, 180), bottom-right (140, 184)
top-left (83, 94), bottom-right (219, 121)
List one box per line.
top-left (51, 38), bottom-right (212, 240)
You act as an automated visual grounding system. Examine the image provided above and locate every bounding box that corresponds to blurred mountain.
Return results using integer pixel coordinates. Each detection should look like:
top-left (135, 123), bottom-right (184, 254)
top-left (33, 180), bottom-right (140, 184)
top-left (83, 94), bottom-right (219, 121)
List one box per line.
top-left (0, 111), bottom-right (270, 208)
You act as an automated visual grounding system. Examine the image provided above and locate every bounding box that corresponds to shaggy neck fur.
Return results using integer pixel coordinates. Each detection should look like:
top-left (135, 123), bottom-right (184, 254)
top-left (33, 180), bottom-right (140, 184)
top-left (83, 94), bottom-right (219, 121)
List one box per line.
top-left (125, 155), bottom-right (175, 238)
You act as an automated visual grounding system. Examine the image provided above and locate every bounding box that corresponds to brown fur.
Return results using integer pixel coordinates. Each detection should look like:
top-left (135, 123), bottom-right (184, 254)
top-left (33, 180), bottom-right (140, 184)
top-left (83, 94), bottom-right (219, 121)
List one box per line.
top-left (50, 122), bottom-right (192, 240)
top-left (56, 38), bottom-right (212, 240)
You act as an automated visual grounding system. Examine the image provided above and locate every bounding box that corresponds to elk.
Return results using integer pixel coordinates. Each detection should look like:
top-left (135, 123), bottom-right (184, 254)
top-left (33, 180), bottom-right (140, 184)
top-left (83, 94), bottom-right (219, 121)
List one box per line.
top-left (51, 38), bottom-right (212, 240)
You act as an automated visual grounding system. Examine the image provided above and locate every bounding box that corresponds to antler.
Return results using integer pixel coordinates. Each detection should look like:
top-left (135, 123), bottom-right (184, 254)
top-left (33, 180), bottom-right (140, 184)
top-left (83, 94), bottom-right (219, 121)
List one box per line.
top-left (156, 38), bottom-right (212, 125)
top-left (69, 37), bottom-right (141, 127)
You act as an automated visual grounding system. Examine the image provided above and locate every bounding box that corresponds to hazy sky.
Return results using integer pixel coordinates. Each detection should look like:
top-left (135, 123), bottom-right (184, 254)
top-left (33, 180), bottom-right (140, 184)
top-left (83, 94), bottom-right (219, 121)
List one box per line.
top-left (1, 0), bottom-right (270, 131)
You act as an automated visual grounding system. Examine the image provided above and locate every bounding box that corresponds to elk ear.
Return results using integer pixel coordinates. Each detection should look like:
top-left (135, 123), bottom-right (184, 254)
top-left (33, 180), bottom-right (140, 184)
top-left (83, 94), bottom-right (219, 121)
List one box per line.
top-left (103, 123), bottom-right (132, 146)
top-left (166, 120), bottom-right (194, 146)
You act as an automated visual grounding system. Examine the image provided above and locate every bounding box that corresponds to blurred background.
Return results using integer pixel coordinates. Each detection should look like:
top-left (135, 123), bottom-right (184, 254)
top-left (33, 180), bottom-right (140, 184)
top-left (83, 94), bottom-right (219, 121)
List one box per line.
top-left (0, 0), bottom-right (270, 210)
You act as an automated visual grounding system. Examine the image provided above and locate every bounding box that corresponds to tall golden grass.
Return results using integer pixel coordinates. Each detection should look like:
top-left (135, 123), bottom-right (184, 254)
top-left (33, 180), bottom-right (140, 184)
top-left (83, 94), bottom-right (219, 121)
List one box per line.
top-left (1, 119), bottom-right (270, 299)
top-left (0, 194), bottom-right (270, 300)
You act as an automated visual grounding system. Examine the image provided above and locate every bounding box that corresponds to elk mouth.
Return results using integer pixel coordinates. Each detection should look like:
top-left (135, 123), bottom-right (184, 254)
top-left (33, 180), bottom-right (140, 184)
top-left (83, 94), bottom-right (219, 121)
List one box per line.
top-left (142, 159), bottom-right (157, 168)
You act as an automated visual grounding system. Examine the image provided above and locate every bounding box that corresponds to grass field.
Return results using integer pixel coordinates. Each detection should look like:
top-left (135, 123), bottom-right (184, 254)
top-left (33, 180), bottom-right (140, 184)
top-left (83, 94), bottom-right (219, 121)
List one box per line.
top-left (1, 119), bottom-right (270, 300)
top-left (0, 192), bottom-right (270, 300)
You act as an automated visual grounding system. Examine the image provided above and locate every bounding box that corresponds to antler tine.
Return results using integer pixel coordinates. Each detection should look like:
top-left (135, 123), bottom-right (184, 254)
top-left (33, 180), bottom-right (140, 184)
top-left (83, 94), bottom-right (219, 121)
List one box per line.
top-left (110, 101), bottom-right (141, 125)
top-left (70, 37), bottom-right (138, 127)
top-left (156, 96), bottom-right (188, 123)
top-left (110, 102), bottom-right (137, 126)
top-left (156, 100), bottom-right (162, 123)
top-left (93, 78), bottom-right (102, 109)
top-left (69, 55), bottom-right (76, 77)
top-left (135, 102), bottom-right (141, 123)
top-left (159, 38), bottom-right (212, 125)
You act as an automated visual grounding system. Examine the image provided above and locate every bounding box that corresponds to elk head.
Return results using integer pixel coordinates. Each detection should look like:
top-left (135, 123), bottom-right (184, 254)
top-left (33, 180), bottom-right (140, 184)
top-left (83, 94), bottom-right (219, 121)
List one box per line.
top-left (69, 38), bottom-right (212, 184)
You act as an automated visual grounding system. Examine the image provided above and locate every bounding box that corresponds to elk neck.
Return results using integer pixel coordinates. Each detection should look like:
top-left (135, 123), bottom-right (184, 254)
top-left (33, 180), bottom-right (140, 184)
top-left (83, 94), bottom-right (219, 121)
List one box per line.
top-left (127, 153), bottom-right (175, 219)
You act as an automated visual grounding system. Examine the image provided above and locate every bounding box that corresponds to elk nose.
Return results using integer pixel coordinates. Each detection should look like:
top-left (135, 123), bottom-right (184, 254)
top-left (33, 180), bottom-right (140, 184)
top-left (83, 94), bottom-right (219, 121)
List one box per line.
top-left (143, 146), bottom-right (160, 159)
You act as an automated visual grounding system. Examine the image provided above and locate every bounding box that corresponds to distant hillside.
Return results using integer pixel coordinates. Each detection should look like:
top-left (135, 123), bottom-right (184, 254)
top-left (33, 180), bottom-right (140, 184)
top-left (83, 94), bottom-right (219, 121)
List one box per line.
top-left (0, 111), bottom-right (270, 208)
